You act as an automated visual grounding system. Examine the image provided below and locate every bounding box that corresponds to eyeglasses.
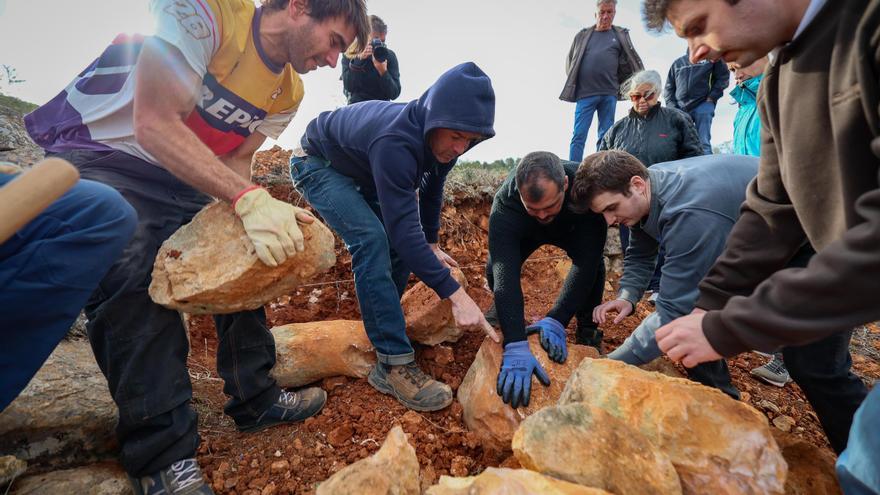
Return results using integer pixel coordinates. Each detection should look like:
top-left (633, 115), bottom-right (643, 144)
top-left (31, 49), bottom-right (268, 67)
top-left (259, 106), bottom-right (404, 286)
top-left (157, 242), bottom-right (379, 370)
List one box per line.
top-left (629, 91), bottom-right (656, 102)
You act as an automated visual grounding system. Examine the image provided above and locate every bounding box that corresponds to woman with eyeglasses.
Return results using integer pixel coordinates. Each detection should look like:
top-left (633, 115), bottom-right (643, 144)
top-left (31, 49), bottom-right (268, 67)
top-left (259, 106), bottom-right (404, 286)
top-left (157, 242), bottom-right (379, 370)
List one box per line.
top-left (598, 69), bottom-right (703, 295)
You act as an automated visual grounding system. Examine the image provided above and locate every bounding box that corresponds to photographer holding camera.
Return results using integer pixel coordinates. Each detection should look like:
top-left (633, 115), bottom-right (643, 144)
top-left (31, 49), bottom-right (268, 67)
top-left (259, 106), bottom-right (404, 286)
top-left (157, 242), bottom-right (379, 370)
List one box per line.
top-left (342, 15), bottom-right (401, 104)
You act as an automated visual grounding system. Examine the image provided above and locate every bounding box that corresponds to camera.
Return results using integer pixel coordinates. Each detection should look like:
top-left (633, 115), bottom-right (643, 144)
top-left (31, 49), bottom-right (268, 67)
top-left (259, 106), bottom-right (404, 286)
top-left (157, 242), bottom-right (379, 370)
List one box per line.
top-left (370, 38), bottom-right (389, 63)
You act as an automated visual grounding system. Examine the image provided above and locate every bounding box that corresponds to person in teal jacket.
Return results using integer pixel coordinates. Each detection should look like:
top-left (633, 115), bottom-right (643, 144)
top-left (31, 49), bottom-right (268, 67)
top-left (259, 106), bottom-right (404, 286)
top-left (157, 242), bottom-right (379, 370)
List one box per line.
top-left (728, 57), bottom-right (767, 157)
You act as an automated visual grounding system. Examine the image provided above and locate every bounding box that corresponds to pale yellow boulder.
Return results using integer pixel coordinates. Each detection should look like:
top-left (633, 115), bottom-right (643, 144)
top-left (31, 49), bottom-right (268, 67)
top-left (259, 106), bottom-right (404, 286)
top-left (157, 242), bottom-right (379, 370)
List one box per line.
top-left (560, 358), bottom-right (787, 495)
top-left (150, 201), bottom-right (336, 314)
top-left (513, 403), bottom-right (682, 495)
top-left (316, 425), bottom-right (419, 495)
top-left (425, 467), bottom-right (610, 495)
top-left (457, 335), bottom-right (599, 453)
top-left (271, 321), bottom-right (375, 388)
top-left (401, 268), bottom-right (468, 345)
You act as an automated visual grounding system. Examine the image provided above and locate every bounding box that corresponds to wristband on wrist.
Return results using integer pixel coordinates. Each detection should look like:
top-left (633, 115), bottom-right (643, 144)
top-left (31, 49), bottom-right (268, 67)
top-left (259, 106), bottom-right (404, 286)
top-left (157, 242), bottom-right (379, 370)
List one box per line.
top-left (231, 185), bottom-right (262, 209)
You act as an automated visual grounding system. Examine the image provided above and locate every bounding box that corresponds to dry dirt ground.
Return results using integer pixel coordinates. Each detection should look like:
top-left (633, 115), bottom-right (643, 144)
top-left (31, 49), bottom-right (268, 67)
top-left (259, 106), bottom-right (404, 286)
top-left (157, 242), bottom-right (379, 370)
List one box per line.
top-left (185, 148), bottom-right (880, 495)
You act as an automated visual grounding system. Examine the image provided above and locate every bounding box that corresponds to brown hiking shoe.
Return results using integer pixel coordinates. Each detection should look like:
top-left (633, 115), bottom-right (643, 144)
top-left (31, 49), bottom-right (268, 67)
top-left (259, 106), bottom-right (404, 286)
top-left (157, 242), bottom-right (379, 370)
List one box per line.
top-left (368, 362), bottom-right (453, 411)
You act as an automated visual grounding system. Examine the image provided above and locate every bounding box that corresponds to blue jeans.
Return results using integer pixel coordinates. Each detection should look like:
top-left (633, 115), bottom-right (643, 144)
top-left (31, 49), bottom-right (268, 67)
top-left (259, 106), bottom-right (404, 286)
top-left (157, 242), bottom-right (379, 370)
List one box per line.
top-left (0, 173), bottom-right (136, 411)
top-left (290, 155), bottom-right (414, 364)
top-left (569, 95), bottom-right (617, 162)
top-left (837, 385), bottom-right (880, 494)
top-left (689, 101), bottom-right (716, 155)
top-left (52, 150), bottom-right (283, 477)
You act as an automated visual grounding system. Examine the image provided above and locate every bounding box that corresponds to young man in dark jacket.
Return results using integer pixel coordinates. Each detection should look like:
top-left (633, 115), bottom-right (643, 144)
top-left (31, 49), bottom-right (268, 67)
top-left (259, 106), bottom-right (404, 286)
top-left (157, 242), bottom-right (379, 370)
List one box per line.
top-left (487, 151), bottom-right (607, 408)
top-left (560, 0), bottom-right (643, 163)
top-left (643, 0), bottom-right (877, 488)
top-left (293, 62), bottom-right (500, 412)
top-left (341, 15), bottom-right (401, 104)
top-left (664, 50), bottom-right (730, 154)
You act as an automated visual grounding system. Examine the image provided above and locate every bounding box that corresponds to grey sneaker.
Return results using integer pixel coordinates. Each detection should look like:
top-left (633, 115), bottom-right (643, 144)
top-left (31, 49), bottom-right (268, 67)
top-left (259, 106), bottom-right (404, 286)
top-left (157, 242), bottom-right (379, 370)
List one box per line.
top-left (368, 362), bottom-right (453, 412)
top-left (236, 388), bottom-right (327, 433)
top-left (750, 354), bottom-right (791, 387)
top-left (131, 458), bottom-right (214, 495)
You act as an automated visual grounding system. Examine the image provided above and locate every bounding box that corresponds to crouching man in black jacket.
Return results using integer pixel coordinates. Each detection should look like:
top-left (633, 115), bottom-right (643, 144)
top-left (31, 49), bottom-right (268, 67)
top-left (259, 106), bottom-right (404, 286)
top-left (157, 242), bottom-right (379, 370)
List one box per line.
top-left (487, 151), bottom-right (607, 408)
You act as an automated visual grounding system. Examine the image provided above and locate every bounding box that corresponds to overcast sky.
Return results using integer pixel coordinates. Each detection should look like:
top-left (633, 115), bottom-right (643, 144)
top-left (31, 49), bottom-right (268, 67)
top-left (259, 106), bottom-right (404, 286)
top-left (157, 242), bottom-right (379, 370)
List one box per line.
top-left (0, 0), bottom-right (737, 162)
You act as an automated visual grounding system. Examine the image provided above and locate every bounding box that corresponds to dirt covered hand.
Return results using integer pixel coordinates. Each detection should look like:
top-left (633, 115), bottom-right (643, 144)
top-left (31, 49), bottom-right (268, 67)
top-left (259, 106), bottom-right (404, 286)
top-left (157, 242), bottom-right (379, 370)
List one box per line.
top-left (233, 186), bottom-right (315, 267)
top-left (496, 341), bottom-right (550, 408)
top-left (593, 298), bottom-right (634, 325)
top-left (449, 286), bottom-right (500, 343)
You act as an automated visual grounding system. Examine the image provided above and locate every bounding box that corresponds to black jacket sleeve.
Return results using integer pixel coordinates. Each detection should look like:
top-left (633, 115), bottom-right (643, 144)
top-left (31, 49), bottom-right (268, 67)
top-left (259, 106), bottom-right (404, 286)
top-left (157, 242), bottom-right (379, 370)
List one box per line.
top-left (546, 213), bottom-right (607, 326)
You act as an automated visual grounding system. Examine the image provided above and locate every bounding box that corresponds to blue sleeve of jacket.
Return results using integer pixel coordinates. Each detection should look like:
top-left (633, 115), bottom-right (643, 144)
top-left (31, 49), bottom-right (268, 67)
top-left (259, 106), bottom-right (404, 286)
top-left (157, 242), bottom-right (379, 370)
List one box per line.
top-left (654, 209), bottom-right (736, 325)
top-left (369, 137), bottom-right (460, 298)
top-left (709, 60), bottom-right (730, 103)
top-left (418, 165), bottom-right (451, 244)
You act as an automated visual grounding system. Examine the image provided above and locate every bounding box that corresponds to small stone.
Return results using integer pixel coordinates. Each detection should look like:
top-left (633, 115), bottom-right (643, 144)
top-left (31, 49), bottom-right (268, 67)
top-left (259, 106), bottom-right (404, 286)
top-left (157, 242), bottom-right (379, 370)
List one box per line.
top-left (349, 405), bottom-right (364, 418)
top-left (225, 476), bottom-right (240, 489)
top-left (401, 410), bottom-right (423, 429)
top-left (450, 455), bottom-right (473, 477)
top-left (273, 450), bottom-right (282, 458)
top-left (293, 438), bottom-right (304, 450)
top-left (740, 392), bottom-right (751, 403)
top-left (433, 345), bottom-right (455, 365)
top-left (322, 376), bottom-right (347, 391)
top-left (250, 458), bottom-right (259, 468)
top-left (773, 415), bottom-right (796, 433)
top-left (328, 425), bottom-right (354, 447)
top-left (270, 460), bottom-right (289, 474)
top-left (759, 400), bottom-right (781, 415)
top-left (262, 482), bottom-right (277, 495)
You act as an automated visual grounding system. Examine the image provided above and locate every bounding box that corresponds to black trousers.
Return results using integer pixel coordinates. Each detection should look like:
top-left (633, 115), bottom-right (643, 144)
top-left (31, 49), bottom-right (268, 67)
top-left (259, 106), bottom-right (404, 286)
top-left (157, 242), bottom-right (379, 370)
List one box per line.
top-left (56, 150), bottom-right (281, 477)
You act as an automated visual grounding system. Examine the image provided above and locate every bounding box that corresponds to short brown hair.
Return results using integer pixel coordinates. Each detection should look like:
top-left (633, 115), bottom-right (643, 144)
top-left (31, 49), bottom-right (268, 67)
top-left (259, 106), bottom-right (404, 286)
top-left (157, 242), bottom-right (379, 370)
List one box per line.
top-left (262, 0), bottom-right (370, 50)
top-left (570, 150), bottom-right (648, 213)
top-left (642, 0), bottom-right (739, 32)
top-left (370, 15), bottom-right (387, 34)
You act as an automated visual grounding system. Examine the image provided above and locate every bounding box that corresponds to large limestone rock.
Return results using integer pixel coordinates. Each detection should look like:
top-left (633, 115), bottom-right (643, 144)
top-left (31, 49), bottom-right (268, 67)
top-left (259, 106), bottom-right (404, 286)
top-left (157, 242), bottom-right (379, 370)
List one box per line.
top-left (401, 268), bottom-right (468, 345)
top-left (316, 425), bottom-right (419, 495)
top-left (149, 201), bottom-right (336, 314)
top-left (0, 105), bottom-right (44, 168)
top-left (457, 335), bottom-right (599, 453)
top-left (0, 341), bottom-right (117, 469)
top-left (512, 403), bottom-right (682, 495)
top-left (426, 467), bottom-right (611, 495)
top-left (271, 321), bottom-right (376, 388)
top-left (560, 359), bottom-right (787, 495)
top-left (771, 431), bottom-right (841, 495)
top-left (10, 463), bottom-right (131, 495)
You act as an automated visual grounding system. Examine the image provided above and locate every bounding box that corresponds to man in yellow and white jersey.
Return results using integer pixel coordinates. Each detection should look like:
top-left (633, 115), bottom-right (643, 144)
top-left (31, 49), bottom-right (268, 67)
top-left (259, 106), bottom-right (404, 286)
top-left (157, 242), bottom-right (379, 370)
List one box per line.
top-left (25, 1), bottom-right (368, 493)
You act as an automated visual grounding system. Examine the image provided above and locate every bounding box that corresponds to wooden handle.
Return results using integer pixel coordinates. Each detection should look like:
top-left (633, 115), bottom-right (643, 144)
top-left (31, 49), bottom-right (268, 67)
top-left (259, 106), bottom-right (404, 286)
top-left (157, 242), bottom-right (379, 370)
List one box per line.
top-left (0, 158), bottom-right (80, 244)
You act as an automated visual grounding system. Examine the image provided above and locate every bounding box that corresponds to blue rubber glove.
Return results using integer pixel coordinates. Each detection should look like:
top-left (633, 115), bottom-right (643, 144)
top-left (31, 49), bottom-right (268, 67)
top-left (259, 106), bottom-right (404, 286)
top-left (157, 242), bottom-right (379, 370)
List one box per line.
top-left (496, 341), bottom-right (551, 408)
top-left (526, 317), bottom-right (568, 363)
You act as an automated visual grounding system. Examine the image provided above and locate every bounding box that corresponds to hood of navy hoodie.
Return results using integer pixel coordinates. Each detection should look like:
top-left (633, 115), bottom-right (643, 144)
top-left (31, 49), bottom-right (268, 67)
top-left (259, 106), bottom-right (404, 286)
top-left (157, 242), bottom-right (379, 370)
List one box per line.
top-left (301, 61), bottom-right (495, 188)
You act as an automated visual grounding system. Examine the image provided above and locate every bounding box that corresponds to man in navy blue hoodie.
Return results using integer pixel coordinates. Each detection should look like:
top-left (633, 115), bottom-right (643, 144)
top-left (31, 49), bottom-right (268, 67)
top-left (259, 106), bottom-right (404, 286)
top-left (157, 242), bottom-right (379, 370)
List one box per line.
top-left (292, 62), bottom-right (499, 411)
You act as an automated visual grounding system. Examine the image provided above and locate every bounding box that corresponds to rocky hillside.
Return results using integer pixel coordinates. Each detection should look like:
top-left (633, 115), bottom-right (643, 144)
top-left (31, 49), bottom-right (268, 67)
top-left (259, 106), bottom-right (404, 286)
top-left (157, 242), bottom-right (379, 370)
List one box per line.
top-left (0, 93), bottom-right (44, 167)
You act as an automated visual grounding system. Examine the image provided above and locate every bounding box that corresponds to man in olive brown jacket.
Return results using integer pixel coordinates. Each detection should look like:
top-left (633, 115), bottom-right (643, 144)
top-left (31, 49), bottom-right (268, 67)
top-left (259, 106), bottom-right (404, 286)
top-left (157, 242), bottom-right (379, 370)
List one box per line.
top-left (561, 0), bottom-right (643, 163)
top-left (642, 0), bottom-right (878, 491)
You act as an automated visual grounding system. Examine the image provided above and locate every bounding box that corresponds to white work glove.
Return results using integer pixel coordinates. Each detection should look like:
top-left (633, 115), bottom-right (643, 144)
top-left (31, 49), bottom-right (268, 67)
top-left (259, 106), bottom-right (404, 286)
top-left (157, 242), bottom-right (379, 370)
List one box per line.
top-left (232, 186), bottom-right (314, 267)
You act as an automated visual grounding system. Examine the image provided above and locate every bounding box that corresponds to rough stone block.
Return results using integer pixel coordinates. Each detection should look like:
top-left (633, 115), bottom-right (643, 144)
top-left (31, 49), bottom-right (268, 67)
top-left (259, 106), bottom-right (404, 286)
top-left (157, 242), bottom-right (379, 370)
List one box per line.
top-left (457, 335), bottom-right (599, 453)
top-left (150, 201), bottom-right (336, 314)
top-left (271, 320), bottom-right (375, 388)
top-left (560, 358), bottom-right (787, 494)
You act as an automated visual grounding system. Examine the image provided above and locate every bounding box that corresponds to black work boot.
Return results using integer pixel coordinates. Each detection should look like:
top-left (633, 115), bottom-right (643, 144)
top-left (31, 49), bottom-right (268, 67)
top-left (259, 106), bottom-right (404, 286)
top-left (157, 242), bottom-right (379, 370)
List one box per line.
top-left (368, 361), bottom-right (452, 412)
top-left (576, 324), bottom-right (604, 354)
top-left (236, 387), bottom-right (327, 433)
